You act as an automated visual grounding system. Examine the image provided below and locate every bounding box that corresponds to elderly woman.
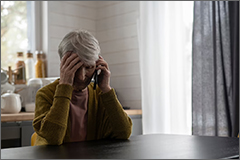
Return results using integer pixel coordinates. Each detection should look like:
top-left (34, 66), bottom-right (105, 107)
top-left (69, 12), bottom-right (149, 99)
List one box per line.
top-left (33, 30), bottom-right (132, 145)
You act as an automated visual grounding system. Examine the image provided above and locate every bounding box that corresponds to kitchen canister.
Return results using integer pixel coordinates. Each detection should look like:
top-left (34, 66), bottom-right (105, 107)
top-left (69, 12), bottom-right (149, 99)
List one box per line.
top-left (25, 78), bottom-right (42, 112)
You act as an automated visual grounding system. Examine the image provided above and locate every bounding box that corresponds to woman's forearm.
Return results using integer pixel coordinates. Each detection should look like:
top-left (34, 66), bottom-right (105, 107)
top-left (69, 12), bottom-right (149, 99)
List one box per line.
top-left (100, 88), bottom-right (133, 139)
top-left (33, 84), bottom-right (73, 145)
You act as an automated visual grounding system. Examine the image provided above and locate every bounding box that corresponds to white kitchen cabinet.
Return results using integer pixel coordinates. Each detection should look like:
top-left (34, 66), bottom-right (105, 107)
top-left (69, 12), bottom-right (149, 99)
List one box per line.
top-left (1, 121), bottom-right (34, 149)
top-left (129, 114), bottom-right (142, 136)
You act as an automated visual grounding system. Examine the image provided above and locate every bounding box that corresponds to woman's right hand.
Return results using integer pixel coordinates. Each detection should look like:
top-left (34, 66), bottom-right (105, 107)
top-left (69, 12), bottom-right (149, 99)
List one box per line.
top-left (59, 52), bottom-right (83, 86)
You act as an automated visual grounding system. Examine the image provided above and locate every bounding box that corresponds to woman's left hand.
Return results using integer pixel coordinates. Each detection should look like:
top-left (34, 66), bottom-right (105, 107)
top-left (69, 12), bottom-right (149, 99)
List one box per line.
top-left (96, 56), bottom-right (111, 93)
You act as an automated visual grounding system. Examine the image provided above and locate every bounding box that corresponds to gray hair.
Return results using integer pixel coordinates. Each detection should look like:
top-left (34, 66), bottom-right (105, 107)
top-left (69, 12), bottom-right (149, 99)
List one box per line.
top-left (58, 30), bottom-right (100, 65)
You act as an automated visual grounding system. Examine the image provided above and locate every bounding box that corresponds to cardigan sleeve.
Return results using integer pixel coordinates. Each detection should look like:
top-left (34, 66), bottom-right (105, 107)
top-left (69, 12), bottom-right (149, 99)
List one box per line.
top-left (33, 84), bottom-right (73, 145)
top-left (99, 88), bottom-right (132, 139)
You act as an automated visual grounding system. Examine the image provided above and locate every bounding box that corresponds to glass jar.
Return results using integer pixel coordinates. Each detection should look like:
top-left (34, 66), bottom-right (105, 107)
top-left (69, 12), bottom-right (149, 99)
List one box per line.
top-left (15, 52), bottom-right (26, 84)
top-left (35, 51), bottom-right (46, 78)
top-left (41, 51), bottom-right (48, 77)
top-left (25, 51), bottom-right (35, 82)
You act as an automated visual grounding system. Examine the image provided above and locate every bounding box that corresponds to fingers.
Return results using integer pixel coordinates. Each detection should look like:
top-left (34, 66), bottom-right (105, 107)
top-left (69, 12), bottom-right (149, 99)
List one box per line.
top-left (96, 65), bottom-right (110, 75)
top-left (96, 56), bottom-right (109, 70)
top-left (66, 57), bottom-right (82, 70)
top-left (63, 53), bottom-right (79, 68)
top-left (59, 52), bottom-right (84, 86)
top-left (61, 52), bottom-right (72, 67)
top-left (62, 53), bottom-right (84, 74)
top-left (71, 61), bottom-right (83, 73)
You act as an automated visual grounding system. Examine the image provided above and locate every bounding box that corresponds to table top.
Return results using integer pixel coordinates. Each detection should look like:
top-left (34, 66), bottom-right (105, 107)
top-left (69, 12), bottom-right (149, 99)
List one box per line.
top-left (1, 134), bottom-right (239, 159)
top-left (1, 110), bottom-right (142, 122)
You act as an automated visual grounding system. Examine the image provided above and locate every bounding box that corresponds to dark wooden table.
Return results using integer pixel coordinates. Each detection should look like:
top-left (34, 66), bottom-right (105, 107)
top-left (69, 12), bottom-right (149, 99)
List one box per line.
top-left (1, 134), bottom-right (239, 159)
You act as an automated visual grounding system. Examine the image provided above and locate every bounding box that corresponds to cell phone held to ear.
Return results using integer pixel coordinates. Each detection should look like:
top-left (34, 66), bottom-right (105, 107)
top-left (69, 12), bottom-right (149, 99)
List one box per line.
top-left (93, 70), bottom-right (98, 90)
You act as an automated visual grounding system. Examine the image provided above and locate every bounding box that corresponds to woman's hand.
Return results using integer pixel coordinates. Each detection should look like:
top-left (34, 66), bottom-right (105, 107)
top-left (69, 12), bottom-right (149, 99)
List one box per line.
top-left (59, 52), bottom-right (83, 86)
top-left (96, 56), bottom-right (111, 93)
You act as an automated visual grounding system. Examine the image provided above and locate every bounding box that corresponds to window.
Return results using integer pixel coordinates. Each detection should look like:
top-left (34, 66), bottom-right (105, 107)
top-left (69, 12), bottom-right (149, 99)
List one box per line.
top-left (1, 1), bottom-right (33, 70)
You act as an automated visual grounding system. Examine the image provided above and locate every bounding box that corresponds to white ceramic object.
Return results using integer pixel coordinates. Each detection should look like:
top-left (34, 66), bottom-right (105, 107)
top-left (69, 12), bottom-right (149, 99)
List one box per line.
top-left (1, 92), bottom-right (22, 113)
top-left (1, 82), bottom-right (15, 94)
top-left (26, 78), bottom-right (42, 106)
top-left (25, 102), bottom-right (35, 112)
top-left (1, 71), bottom-right (15, 94)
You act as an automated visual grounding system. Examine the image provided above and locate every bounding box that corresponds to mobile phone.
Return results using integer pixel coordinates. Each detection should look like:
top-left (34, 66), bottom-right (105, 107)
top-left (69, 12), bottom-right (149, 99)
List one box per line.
top-left (93, 70), bottom-right (98, 90)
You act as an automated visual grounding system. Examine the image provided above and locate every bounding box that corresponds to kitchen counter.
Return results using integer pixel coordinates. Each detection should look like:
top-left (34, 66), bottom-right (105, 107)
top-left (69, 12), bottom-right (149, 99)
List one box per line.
top-left (1, 112), bottom-right (35, 122)
top-left (1, 109), bottom-right (142, 122)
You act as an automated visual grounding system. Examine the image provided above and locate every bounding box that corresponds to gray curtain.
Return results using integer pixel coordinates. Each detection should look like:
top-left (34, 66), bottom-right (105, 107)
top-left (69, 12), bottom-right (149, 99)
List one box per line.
top-left (192, 1), bottom-right (239, 137)
top-left (228, 1), bottom-right (239, 138)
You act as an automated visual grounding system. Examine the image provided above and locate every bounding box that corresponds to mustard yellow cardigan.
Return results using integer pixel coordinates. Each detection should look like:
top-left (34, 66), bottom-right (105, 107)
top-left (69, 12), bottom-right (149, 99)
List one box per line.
top-left (33, 79), bottom-right (132, 146)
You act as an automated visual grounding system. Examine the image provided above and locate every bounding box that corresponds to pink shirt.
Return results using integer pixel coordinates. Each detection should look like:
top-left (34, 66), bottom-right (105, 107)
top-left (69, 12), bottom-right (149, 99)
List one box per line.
top-left (69, 88), bottom-right (88, 142)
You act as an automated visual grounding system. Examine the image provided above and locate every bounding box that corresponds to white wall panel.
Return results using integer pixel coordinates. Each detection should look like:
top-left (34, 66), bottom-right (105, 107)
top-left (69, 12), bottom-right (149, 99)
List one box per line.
top-left (49, 38), bottom-right (62, 51)
top-left (66, 1), bottom-right (97, 9)
top-left (50, 25), bottom-right (96, 39)
top-left (48, 51), bottom-right (60, 62)
top-left (110, 75), bottom-right (141, 89)
top-left (115, 88), bottom-right (141, 101)
top-left (100, 36), bottom-right (138, 54)
top-left (97, 1), bottom-right (139, 19)
top-left (96, 11), bottom-right (139, 31)
top-left (109, 62), bottom-right (140, 77)
top-left (48, 63), bottom-right (60, 77)
top-left (49, 12), bottom-right (95, 31)
top-left (96, 24), bottom-right (138, 43)
top-left (48, 1), bottom-right (96, 20)
top-left (96, 1), bottom-right (121, 8)
top-left (49, 26), bottom-right (73, 39)
top-left (102, 49), bottom-right (139, 65)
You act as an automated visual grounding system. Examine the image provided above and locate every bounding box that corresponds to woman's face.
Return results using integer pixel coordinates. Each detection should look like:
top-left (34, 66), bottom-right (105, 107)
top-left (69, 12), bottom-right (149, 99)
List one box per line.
top-left (73, 59), bottom-right (96, 91)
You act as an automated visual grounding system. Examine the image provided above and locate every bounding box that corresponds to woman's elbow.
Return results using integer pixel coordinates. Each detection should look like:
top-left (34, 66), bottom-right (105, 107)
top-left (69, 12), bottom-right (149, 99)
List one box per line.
top-left (49, 140), bottom-right (63, 146)
top-left (123, 119), bottom-right (133, 139)
top-left (117, 127), bottom-right (132, 139)
top-left (125, 127), bottom-right (132, 139)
